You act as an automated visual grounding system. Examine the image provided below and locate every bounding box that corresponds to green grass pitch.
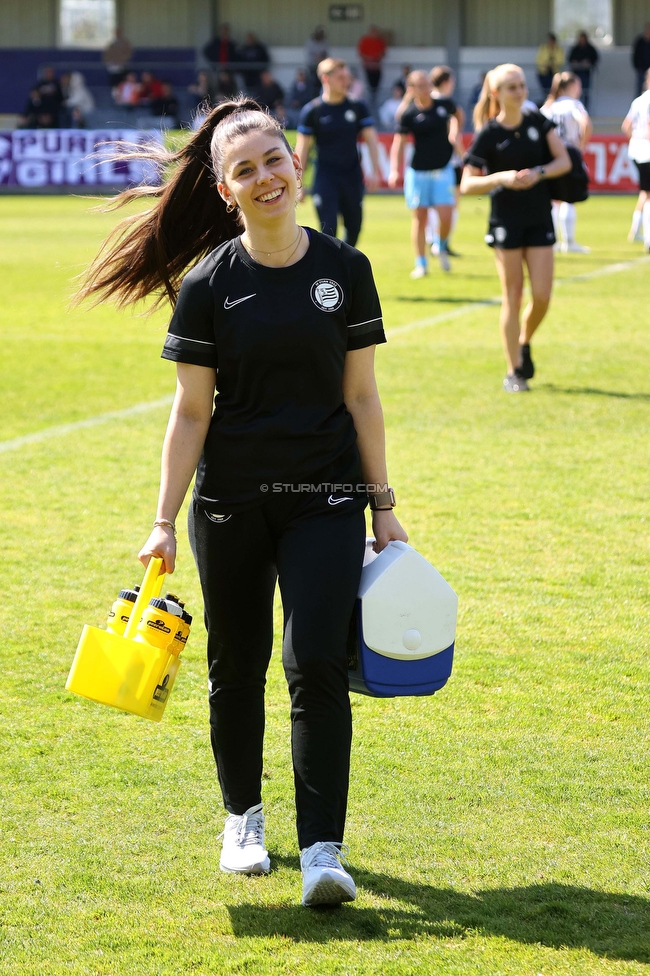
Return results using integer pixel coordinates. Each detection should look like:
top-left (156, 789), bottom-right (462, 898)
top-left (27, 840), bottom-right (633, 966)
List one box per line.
top-left (0, 192), bottom-right (648, 975)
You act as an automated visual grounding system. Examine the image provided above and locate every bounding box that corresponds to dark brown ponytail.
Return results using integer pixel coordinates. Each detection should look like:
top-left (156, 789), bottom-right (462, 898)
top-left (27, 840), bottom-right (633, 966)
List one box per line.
top-left (75, 97), bottom-right (289, 310)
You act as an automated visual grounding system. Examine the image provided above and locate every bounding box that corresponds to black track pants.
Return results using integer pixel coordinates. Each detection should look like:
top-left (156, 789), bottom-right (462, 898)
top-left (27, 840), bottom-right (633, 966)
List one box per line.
top-left (188, 491), bottom-right (367, 849)
top-left (312, 168), bottom-right (364, 248)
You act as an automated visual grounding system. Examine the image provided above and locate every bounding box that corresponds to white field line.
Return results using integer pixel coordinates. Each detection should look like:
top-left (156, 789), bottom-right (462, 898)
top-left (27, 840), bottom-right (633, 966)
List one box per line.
top-left (1, 254), bottom-right (648, 456)
top-left (385, 254), bottom-right (650, 338)
top-left (0, 396), bottom-right (173, 455)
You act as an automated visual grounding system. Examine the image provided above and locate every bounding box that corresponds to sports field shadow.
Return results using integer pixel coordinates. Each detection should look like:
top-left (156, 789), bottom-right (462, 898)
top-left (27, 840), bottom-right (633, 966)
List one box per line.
top-left (538, 383), bottom-right (650, 401)
top-left (227, 861), bottom-right (650, 961)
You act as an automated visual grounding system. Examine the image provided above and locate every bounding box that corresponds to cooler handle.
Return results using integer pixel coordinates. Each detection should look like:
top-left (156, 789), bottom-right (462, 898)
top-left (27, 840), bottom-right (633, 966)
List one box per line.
top-left (123, 557), bottom-right (166, 639)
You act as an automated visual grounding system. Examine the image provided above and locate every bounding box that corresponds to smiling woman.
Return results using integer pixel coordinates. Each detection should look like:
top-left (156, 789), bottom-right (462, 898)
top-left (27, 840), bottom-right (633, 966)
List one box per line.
top-left (76, 97), bottom-right (407, 909)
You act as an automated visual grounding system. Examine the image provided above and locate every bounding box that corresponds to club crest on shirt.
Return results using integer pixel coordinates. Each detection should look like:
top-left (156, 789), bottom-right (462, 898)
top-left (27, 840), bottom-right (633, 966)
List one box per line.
top-left (311, 279), bottom-right (344, 311)
top-left (436, 105), bottom-right (447, 117)
top-left (527, 126), bottom-right (540, 141)
top-left (345, 109), bottom-right (357, 123)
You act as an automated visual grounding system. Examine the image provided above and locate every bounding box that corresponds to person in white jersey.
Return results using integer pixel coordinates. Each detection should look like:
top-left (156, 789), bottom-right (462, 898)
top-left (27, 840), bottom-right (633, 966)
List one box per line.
top-left (541, 72), bottom-right (592, 253)
top-left (622, 68), bottom-right (650, 249)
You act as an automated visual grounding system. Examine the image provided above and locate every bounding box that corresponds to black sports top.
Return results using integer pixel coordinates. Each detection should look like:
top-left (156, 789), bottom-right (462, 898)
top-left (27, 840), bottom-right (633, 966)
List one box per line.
top-left (298, 96), bottom-right (374, 172)
top-left (465, 111), bottom-right (555, 222)
top-left (162, 230), bottom-right (386, 511)
top-left (397, 97), bottom-right (456, 171)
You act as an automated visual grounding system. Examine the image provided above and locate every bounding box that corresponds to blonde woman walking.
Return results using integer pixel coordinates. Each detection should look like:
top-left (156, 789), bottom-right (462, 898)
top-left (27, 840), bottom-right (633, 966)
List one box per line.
top-left (461, 64), bottom-right (570, 392)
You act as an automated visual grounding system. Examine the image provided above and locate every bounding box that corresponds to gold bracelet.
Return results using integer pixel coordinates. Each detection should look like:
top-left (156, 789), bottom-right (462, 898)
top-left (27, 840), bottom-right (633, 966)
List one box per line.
top-left (153, 518), bottom-right (176, 535)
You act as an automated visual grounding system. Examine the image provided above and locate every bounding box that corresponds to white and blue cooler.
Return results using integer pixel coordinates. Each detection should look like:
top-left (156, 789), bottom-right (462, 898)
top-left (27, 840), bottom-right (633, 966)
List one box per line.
top-left (347, 539), bottom-right (458, 697)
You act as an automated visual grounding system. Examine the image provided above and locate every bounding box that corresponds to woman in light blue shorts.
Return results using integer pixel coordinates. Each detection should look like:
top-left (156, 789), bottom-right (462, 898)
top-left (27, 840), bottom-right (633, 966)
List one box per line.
top-left (388, 70), bottom-right (459, 275)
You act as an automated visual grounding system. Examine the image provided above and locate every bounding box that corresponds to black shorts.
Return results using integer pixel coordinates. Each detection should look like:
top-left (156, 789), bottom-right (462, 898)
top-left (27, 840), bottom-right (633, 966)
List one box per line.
top-left (485, 213), bottom-right (555, 250)
top-left (454, 165), bottom-right (462, 187)
top-left (634, 160), bottom-right (650, 191)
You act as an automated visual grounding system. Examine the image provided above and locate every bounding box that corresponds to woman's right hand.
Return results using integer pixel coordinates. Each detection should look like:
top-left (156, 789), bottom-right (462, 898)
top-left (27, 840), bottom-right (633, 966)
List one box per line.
top-left (387, 169), bottom-right (400, 189)
top-left (138, 525), bottom-right (177, 575)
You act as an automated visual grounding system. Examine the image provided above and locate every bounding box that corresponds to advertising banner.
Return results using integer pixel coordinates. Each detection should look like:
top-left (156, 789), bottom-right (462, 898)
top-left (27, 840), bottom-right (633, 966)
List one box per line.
top-left (0, 129), bottom-right (163, 190)
top-left (365, 133), bottom-right (640, 194)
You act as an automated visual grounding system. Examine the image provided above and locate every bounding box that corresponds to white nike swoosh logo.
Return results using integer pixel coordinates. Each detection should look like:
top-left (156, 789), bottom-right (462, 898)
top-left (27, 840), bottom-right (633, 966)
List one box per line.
top-left (224, 294), bottom-right (256, 309)
top-left (496, 140), bottom-right (510, 150)
top-left (328, 495), bottom-right (353, 506)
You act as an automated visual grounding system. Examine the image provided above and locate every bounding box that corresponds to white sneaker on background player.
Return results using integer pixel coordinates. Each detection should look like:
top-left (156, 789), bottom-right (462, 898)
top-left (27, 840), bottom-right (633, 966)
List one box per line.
top-left (219, 802), bottom-right (270, 874)
top-left (301, 841), bottom-right (356, 906)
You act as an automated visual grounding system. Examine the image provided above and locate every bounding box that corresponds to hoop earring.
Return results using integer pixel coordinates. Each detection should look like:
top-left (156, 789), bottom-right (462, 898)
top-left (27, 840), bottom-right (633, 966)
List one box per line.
top-left (296, 176), bottom-right (303, 190)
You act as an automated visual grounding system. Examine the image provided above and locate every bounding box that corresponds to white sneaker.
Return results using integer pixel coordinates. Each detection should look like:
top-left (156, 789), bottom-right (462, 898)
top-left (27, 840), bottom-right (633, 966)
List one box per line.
top-left (565, 242), bottom-right (591, 253)
top-left (430, 241), bottom-right (440, 256)
top-left (300, 841), bottom-right (356, 907)
top-left (219, 803), bottom-right (270, 874)
top-left (410, 265), bottom-right (428, 279)
top-left (438, 250), bottom-right (451, 272)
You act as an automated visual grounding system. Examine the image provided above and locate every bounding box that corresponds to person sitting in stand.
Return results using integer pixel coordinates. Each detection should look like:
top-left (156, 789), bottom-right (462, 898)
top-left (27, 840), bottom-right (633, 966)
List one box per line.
top-left (188, 70), bottom-right (211, 111)
top-left (114, 71), bottom-right (142, 108)
top-left (256, 70), bottom-right (285, 119)
top-left (139, 72), bottom-right (164, 106)
top-left (286, 69), bottom-right (312, 127)
top-left (65, 71), bottom-right (95, 127)
top-left (379, 83), bottom-right (405, 130)
top-left (19, 89), bottom-right (44, 128)
top-left (151, 81), bottom-right (180, 128)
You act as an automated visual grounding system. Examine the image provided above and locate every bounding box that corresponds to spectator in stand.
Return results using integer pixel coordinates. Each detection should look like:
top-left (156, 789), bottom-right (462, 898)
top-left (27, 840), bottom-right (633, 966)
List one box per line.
top-left (64, 71), bottom-right (95, 127)
top-left (151, 81), bottom-right (180, 128)
top-left (204, 24), bottom-right (237, 93)
top-left (632, 23), bottom-right (650, 96)
top-left (188, 70), bottom-right (211, 111)
top-left (36, 67), bottom-right (63, 127)
top-left (379, 83), bottom-right (405, 130)
top-left (357, 25), bottom-right (387, 104)
top-left (103, 28), bottom-right (132, 87)
top-left (114, 71), bottom-right (142, 108)
top-left (238, 32), bottom-right (269, 94)
top-left (139, 71), bottom-right (164, 106)
top-left (256, 70), bottom-right (285, 118)
top-left (305, 26), bottom-right (328, 90)
top-left (214, 70), bottom-right (238, 102)
top-left (19, 90), bottom-right (44, 128)
top-left (393, 65), bottom-right (411, 92)
top-left (536, 33), bottom-right (564, 97)
top-left (567, 31), bottom-right (599, 110)
top-left (286, 69), bottom-right (312, 127)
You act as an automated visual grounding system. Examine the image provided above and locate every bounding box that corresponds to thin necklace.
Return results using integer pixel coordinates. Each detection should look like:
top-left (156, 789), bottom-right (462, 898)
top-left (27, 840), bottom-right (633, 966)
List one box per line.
top-left (242, 227), bottom-right (304, 266)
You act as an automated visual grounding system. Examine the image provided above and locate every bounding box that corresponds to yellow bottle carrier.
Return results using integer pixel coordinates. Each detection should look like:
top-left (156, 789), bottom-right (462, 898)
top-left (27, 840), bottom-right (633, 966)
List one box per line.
top-left (66, 558), bottom-right (189, 722)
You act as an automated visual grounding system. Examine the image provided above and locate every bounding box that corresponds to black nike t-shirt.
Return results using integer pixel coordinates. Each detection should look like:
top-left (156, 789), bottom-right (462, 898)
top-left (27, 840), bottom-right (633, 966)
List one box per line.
top-left (161, 230), bottom-right (386, 511)
top-left (465, 111), bottom-right (554, 223)
top-left (298, 96), bottom-right (374, 172)
top-left (397, 97), bottom-right (456, 171)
